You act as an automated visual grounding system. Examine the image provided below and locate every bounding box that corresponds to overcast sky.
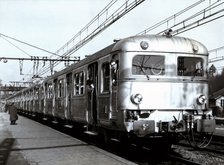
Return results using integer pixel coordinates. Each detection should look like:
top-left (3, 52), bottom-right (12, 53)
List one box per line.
top-left (0, 0), bottom-right (224, 84)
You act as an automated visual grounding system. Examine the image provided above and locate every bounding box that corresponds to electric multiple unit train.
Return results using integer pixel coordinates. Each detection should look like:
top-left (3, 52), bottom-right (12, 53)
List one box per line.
top-left (7, 34), bottom-right (216, 148)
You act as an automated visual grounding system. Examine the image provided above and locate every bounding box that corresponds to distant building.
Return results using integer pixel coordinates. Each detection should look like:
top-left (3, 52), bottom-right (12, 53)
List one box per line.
top-left (210, 88), bottom-right (224, 117)
top-left (210, 88), bottom-right (224, 109)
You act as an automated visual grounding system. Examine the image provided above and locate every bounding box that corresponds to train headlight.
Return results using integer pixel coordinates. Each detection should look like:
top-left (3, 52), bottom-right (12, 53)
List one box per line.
top-left (140, 41), bottom-right (149, 50)
top-left (192, 44), bottom-right (199, 53)
top-left (197, 94), bottom-right (207, 105)
top-left (131, 93), bottom-right (143, 105)
top-left (3, 59), bottom-right (8, 63)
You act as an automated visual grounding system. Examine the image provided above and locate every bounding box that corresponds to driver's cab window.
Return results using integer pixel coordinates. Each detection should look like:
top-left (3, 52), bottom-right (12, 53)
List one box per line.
top-left (132, 55), bottom-right (165, 75)
top-left (177, 57), bottom-right (203, 76)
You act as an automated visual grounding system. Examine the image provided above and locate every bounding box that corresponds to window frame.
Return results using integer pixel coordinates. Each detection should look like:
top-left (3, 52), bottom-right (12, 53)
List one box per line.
top-left (101, 62), bottom-right (110, 93)
top-left (73, 71), bottom-right (85, 96)
top-left (132, 54), bottom-right (165, 76)
top-left (177, 56), bottom-right (204, 77)
top-left (46, 83), bottom-right (53, 99)
top-left (58, 78), bottom-right (64, 98)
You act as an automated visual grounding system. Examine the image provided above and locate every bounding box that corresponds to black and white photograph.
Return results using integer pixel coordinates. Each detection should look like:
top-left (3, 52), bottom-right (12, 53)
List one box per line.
top-left (0, 0), bottom-right (224, 164)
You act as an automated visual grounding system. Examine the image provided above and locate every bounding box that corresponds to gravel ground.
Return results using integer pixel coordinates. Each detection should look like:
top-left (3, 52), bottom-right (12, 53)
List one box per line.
top-left (173, 146), bottom-right (224, 165)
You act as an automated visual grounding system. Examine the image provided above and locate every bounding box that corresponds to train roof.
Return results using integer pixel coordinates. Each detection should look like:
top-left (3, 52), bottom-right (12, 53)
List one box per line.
top-left (7, 34), bottom-right (209, 97)
top-left (43, 43), bottom-right (116, 81)
top-left (24, 34), bottom-right (209, 86)
top-left (112, 34), bottom-right (208, 55)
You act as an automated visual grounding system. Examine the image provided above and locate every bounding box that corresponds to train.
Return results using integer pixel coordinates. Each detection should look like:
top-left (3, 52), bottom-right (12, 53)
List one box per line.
top-left (7, 33), bottom-right (216, 149)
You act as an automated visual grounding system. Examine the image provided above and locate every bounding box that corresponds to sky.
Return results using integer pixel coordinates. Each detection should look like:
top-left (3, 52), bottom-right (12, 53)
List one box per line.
top-left (0, 0), bottom-right (224, 85)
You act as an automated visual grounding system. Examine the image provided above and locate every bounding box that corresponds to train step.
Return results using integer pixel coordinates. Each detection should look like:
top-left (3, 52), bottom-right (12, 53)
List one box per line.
top-left (84, 131), bottom-right (98, 136)
top-left (64, 124), bottom-right (73, 128)
top-left (51, 120), bottom-right (58, 124)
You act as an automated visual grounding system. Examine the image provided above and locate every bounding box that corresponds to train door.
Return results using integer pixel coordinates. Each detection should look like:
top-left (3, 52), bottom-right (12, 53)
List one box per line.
top-left (110, 55), bottom-right (119, 119)
top-left (87, 62), bottom-right (98, 125)
top-left (65, 73), bottom-right (72, 120)
top-left (99, 60), bottom-right (110, 121)
top-left (55, 77), bottom-right (66, 119)
top-left (39, 85), bottom-right (44, 118)
top-left (53, 79), bottom-right (57, 117)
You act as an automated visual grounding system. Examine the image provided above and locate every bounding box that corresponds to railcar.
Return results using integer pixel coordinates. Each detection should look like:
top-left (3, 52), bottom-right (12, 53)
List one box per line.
top-left (7, 34), bottom-right (216, 148)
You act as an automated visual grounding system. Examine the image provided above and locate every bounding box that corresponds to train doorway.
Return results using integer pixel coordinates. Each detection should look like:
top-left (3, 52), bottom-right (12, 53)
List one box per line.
top-left (87, 62), bottom-right (98, 125)
top-left (65, 73), bottom-right (72, 120)
top-left (110, 55), bottom-right (119, 119)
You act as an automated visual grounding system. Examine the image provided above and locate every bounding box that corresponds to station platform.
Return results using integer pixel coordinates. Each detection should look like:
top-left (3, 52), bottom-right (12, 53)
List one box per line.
top-left (0, 113), bottom-right (136, 165)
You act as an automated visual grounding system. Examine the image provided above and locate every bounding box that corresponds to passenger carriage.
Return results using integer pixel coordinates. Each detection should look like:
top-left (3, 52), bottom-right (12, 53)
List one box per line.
top-left (7, 34), bottom-right (216, 148)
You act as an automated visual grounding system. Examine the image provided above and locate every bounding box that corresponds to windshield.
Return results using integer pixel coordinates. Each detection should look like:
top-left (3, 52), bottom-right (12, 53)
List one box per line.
top-left (177, 57), bottom-right (203, 76)
top-left (132, 55), bottom-right (165, 76)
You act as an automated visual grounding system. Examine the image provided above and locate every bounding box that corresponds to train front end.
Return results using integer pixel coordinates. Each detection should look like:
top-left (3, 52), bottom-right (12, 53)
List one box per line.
top-left (114, 35), bottom-right (215, 147)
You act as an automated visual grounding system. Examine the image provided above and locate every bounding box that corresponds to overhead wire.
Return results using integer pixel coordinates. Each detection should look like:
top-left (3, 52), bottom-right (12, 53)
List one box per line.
top-left (209, 45), bottom-right (224, 53)
top-left (159, 1), bottom-right (224, 36)
top-left (37, 0), bottom-right (118, 76)
top-left (136, 0), bottom-right (223, 36)
top-left (0, 32), bottom-right (61, 57)
top-left (0, 35), bottom-right (32, 57)
top-left (0, 32), bottom-right (61, 79)
top-left (136, 0), bottom-right (206, 35)
top-left (209, 46), bottom-right (224, 71)
top-left (0, 33), bottom-right (62, 81)
top-left (0, 0), bottom-right (144, 82)
top-left (137, 0), bottom-right (224, 73)
top-left (0, 34), bottom-right (35, 80)
top-left (2, 0), bottom-right (223, 83)
top-left (37, 0), bottom-right (146, 77)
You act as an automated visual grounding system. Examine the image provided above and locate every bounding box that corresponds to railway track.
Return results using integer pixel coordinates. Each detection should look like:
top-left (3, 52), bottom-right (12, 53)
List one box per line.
top-left (173, 140), bottom-right (224, 165)
top-left (177, 140), bottom-right (224, 155)
top-left (95, 139), bottom-right (203, 165)
top-left (21, 114), bottom-right (224, 164)
top-left (167, 154), bottom-right (201, 165)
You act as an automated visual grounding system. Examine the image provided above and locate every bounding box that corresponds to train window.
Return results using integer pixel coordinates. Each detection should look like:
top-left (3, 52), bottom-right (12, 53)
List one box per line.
top-left (102, 62), bottom-right (110, 92)
top-left (111, 60), bottom-right (119, 86)
top-left (47, 84), bottom-right (53, 98)
top-left (74, 72), bottom-right (84, 96)
top-left (58, 79), bottom-right (64, 98)
top-left (178, 57), bottom-right (203, 76)
top-left (41, 87), bottom-right (44, 99)
top-left (132, 55), bottom-right (165, 75)
top-left (34, 88), bottom-right (38, 100)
